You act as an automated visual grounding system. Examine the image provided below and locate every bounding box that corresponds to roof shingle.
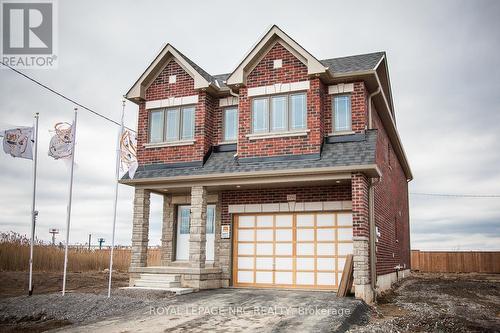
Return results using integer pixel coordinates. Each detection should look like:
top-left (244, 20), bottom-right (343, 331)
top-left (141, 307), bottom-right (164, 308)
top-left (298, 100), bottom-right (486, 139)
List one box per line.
top-left (124, 130), bottom-right (377, 180)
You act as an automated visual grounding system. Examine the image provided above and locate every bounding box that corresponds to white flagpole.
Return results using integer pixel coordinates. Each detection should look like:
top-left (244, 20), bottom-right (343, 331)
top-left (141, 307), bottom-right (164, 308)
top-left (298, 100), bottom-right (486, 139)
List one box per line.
top-left (28, 113), bottom-right (39, 296)
top-left (62, 108), bottom-right (78, 296)
top-left (108, 99), bottom-right (125, 297)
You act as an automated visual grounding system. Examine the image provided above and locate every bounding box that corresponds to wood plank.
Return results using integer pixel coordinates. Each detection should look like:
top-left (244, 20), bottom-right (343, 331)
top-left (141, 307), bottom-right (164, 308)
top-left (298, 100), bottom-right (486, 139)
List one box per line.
top-left (337, 254), bottom-right (353, 297)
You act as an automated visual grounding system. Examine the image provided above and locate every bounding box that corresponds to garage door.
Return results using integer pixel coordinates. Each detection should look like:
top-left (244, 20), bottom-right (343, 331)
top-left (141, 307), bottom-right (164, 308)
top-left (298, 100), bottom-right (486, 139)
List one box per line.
top-left (233, 212), bottom-right (353, 290)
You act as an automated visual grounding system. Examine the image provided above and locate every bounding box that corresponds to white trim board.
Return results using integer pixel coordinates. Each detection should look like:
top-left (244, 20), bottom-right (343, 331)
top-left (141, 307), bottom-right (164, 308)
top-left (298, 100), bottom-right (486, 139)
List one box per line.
top-left (248, 81), bottom-right (310, 97)
top-left (228, 201), bottom-right (352, 214)
top-left (145, 95), bottom-right (199, 109)
top-left (328, 83), bottom-right (354, 95)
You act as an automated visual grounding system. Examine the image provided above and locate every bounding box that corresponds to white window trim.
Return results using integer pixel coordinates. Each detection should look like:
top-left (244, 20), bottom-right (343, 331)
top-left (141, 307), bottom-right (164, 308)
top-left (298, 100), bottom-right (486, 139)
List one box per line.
top-left (251, 92), bottom-right (308, 135)
top-left (246, 129), bottom-right (310, 141)
top-left (144, 139), bottom-right (196, 148)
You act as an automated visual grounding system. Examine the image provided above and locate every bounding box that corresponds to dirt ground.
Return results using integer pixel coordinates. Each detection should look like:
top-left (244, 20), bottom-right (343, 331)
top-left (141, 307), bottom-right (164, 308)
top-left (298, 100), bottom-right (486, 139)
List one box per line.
top-left (1, 271), bottom-right (499, 332)
top-left (349, 272), bottom-right (500, 333)
top-left (0, 271), bottom-right (130, 333)
top-left (0, 271), bottom-right (129, 298)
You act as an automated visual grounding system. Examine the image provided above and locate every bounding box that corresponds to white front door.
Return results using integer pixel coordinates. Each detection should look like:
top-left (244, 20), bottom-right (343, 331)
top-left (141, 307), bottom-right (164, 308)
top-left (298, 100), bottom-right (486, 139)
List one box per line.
top-left (206, 205), bottom-right (215, 261)
top-left (176, 205), bottom-right (216, 261)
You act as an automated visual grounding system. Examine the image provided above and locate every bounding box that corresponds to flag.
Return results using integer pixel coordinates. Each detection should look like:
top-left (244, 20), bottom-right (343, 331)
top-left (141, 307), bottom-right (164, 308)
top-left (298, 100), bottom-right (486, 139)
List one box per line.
top-left (120, 129), bottom-right (138, 178)
top-left (2, 127), bottom-right (34, 159)
top-left (48, 122), bottom-right (74, 159)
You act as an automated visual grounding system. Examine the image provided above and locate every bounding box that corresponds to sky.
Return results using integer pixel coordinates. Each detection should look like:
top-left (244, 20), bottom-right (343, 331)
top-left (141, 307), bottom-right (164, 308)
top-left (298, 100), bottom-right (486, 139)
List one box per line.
top-left (0, 0), bottom-right (499, 251)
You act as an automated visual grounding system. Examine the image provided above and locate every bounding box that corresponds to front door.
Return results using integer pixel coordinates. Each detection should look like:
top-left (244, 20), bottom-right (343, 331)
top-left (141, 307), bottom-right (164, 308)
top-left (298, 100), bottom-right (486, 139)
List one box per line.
top-left (176, 205), bottom-right (216, 261)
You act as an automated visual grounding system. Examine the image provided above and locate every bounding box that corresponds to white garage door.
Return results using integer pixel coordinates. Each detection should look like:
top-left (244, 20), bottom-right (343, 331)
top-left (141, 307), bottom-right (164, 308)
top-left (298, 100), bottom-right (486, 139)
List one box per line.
top-left (233, 212), bottom-right (353, 290)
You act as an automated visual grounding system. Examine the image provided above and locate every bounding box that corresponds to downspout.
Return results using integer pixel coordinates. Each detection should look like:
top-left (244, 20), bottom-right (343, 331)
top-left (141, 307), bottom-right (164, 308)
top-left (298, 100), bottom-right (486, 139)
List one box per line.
top-left (229, 87), bottom-right (240, 159)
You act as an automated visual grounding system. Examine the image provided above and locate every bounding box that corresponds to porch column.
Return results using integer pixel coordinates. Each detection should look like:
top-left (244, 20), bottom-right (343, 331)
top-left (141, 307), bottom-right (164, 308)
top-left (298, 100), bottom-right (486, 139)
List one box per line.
top-left (130, 188), bottom-right (150, 268)
top-left (189, 186), bottom-right (207, 268)
top-left (351, 173), bottom-right (373, 303)
top-left (160, 193), bottom-right (174, 266)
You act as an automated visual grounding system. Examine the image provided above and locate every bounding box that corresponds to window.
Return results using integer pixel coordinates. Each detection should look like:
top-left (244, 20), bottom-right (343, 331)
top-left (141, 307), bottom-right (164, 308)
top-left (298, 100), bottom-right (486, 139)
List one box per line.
top-left (148, 106), bottom-right (195, 143)
top-left (333, 95), bottom-right (351, 132)
top-left (179, 207), bottom-right (190, 234)
top-left (251, 92), bottom-right (307, 133)
top-left (206, 206), bottom-right (215, 234)
top-left (223, 107), bottom-right (238, 141)
top-left (149, 110), bottom-right (164, 143)
top-left (252, 98), bottom-right (268, 133)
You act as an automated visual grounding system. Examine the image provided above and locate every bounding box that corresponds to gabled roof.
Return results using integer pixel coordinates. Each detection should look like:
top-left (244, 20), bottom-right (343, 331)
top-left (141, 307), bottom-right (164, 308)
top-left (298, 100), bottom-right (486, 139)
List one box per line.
top-left (125, 44), bottom-right (218, 101)
top-left (225, 25), bottom-right (328, 86)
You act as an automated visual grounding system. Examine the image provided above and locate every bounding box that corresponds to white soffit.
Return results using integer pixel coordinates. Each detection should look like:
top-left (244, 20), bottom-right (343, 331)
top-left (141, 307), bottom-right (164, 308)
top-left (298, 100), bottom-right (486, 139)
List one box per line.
top-left (226, 25), bottom-right (327, 86)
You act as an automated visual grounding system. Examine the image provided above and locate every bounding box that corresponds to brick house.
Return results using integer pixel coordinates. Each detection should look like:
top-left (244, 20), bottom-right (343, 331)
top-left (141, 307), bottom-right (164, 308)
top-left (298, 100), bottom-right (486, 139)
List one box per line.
top-left (121, 25), bottom-right (412, 302)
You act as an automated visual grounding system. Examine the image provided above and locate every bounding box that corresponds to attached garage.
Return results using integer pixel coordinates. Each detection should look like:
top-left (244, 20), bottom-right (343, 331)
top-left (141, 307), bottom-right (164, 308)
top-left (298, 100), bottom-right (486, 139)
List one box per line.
top-left (232, 212), bottom-right (354, 290)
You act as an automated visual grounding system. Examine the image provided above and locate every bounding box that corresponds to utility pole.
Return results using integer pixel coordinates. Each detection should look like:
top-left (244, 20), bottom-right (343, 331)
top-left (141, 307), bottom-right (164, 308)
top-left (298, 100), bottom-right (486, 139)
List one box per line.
top-left (88, 234), bottom-right (91, 251)
top-left (98, 238), bottom-right (105, 250)
top-left (49, 228), bottom-right (59, 246)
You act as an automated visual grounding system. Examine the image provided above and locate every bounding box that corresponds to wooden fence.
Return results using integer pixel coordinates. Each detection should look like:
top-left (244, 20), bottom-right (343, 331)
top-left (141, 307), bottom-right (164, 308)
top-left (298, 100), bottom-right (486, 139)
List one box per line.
top-left (411, 250), bottom-right (500, 273)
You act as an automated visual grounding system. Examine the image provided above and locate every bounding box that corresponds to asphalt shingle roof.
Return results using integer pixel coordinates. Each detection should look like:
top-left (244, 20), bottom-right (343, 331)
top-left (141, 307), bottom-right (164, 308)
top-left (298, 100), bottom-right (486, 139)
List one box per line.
top-left (173, 52), bottom-right (385, 90)
top-left (125, 130), bottom-right (377, 180)
top-left (320, 52), bottom-right (385, 74)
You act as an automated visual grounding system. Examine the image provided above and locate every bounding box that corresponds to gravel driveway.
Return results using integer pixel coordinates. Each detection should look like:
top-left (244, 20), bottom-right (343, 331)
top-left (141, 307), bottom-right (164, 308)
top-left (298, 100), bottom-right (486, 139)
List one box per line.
top-left (0, 288), bottom-right (367, 332)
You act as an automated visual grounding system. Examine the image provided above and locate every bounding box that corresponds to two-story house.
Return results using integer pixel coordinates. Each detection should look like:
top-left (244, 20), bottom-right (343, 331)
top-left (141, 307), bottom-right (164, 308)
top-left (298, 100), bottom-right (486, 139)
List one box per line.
top-left (121, 25), bottom-right (412, 303)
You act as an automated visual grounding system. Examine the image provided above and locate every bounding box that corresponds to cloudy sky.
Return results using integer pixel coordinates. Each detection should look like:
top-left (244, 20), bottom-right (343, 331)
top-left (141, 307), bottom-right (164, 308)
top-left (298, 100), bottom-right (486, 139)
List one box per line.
top-left (0, 0), bottom-right (499, 250)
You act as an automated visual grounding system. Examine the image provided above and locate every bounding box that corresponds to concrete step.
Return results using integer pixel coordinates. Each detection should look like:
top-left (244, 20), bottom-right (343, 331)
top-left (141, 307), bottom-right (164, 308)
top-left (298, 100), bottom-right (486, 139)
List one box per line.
top-left (139, 274), bottom-right (180, 282)
top-left (134, 280), bottom-right (181, 288)
top-left (121, 286), bottom-right (194, 295)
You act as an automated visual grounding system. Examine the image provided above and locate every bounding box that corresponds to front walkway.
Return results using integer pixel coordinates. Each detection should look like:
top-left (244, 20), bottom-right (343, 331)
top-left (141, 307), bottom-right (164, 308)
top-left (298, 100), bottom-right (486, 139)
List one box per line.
top-left (62, 289), bottom-right (368, 333)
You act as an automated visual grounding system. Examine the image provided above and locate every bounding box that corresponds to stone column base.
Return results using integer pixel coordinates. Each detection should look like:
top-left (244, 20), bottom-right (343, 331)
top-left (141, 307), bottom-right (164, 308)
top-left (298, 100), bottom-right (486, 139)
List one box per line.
top-left (354, 284), bottom-right (374, 304)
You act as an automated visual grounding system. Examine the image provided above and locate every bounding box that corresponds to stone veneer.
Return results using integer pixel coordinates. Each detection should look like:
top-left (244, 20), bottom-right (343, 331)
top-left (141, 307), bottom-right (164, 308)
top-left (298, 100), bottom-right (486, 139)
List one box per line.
top-left (130, 188), bottom-right (150, 268)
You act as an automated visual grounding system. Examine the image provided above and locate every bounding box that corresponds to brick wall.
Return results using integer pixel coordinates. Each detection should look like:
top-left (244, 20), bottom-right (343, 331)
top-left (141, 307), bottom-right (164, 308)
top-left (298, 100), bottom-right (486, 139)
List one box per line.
top-left (237, 42), bottom-right (323, 158)
top-left (324, 81), bottom-right (368, 134)
top-left (137, 60), bottom-right (211, 165)
top-left (372, 106), bottom-right (410, 275)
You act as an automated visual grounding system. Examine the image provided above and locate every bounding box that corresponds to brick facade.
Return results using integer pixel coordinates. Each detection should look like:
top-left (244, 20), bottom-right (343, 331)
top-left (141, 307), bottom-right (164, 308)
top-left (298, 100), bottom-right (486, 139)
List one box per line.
top-left (372, 106), bottom-right (410, 275)
top-left (237, 42), bottom-right (323, 158)
top-left (136, 60), bottom-right (213, 166)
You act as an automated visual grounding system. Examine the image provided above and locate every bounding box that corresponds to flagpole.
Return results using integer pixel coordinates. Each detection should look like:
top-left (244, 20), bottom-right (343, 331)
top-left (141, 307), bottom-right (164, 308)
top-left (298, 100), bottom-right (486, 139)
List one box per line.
top-left (62, 108), bottom-right (78, 296)
top-left (108, 99), bottom-right (125, 298)
top-left (28, 113), bottom-right (39, 296)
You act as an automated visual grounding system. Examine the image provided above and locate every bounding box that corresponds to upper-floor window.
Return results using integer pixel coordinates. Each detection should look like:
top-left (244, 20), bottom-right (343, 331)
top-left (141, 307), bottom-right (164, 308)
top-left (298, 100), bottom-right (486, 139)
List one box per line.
top-left (223, 107), bottom-right (238, 142)
top-left (149, 106), bottom-right (195, 143)
top-left (333, 95), bottom-right (351, 132)
top-left (252, 93), bottom-right (307, 134)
